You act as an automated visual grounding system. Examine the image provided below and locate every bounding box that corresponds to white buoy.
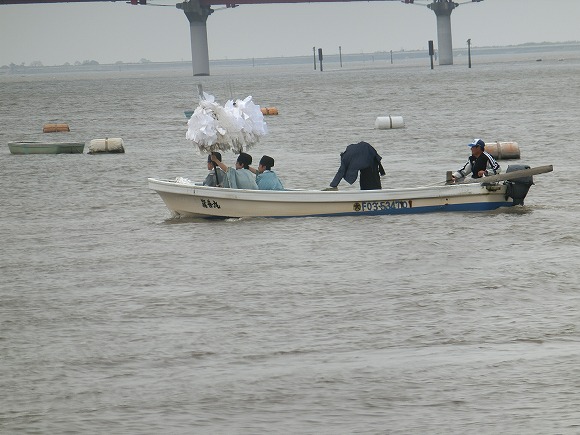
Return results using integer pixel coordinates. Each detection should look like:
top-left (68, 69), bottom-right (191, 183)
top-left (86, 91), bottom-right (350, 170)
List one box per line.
top-left (375, 116), bottom-right (404, 130)
top-left (87, 138), bottom-right (125, 154)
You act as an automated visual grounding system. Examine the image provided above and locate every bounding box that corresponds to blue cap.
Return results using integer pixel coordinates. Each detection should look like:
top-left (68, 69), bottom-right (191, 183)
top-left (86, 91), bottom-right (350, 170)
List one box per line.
top-left (468, 139), bottom-right (485, 148)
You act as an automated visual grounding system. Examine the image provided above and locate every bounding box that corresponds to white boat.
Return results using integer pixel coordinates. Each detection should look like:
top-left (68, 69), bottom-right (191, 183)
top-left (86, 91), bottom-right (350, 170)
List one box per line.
top-left (148, 165), bottom-right (552, 219)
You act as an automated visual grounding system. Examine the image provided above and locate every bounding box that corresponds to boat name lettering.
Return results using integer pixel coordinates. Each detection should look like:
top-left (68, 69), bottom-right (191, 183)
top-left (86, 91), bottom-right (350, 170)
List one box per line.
top-left (361, 200), bottom-right (410, 211)
top-left (201, 198), bottom-right (221, 209)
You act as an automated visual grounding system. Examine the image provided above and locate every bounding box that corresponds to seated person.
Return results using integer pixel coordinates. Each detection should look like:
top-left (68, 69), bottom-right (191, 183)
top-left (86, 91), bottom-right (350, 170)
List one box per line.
top-left (325, 141), bottom-right (385, 190)
top-left (202, 152), bottom-right (226, 187)
top-left (452, 139), bottom-right (501, 183)
top-left (250, 155), bottom-right (284, 190)
top-left (211, 152), bottom-right (258, 190)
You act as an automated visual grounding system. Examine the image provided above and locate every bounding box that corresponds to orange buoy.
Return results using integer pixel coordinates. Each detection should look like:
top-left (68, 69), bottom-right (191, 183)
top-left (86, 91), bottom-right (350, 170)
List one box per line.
top-left (43, 123), bottom-right (70, 133)
top-left (485, 141), bottom-right (520, 160)
top-left (260, 107), bottom-right (279, 116)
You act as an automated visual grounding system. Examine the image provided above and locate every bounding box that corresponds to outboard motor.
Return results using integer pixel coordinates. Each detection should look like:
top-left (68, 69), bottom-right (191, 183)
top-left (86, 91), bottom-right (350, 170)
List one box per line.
top-left (505, 164), bottom-right (534, 205)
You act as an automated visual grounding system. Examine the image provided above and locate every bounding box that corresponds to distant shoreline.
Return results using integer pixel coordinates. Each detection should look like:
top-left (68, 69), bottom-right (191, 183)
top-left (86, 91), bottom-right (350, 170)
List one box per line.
top-left (1, 41), bottom-right (578, 75)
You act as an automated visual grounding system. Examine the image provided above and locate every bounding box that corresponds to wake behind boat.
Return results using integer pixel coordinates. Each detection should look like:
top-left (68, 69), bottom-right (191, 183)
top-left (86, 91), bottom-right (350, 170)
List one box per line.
top-left (148, 165), bottom-right (553, 219)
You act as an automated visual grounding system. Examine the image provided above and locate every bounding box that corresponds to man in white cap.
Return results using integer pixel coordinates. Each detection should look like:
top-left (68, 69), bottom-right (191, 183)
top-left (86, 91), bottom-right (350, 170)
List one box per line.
top-left (452, 139), bottom-right (500, 183)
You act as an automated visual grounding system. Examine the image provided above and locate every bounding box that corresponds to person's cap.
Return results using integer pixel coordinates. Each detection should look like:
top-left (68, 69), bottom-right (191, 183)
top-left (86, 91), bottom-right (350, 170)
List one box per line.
top-left (208, 152), bottom-right (222, 162)
top-left (468, 139), bottom-right (485, 149)
top-left (259, 155), bottom-right (274, 169)
top-left (237, 152), bottom-right (252, 166)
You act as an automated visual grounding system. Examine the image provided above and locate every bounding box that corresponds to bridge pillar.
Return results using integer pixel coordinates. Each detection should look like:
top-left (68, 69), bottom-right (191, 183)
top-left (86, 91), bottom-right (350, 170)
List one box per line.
top-left (428, 0), bottom-right (456, 66)
top-left (177, 0), bottom-right (213, 76)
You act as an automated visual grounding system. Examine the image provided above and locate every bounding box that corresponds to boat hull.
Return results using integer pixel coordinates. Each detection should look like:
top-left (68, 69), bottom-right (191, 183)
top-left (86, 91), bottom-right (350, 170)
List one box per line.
top-left (8, 141), bottom-right (85, 155)
top-left (148, 178), bottom-right (516, 219)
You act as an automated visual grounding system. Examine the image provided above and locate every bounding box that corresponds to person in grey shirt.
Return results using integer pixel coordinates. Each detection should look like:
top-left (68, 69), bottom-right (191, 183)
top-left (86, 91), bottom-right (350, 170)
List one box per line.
top-left (203, 152), bottom-right (226, 187)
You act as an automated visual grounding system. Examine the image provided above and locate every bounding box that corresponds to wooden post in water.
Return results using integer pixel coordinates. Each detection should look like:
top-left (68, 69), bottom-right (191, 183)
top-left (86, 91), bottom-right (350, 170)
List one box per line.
top-left (446, 171), bottom-right (454, 184)
top-left (339, 46), bottom-right (342, 68)
top-left (429, 40), bottom-right (435, 70)
top-left (467, 38), bottom-right (472, 68)
top-left (318, 48), bottom-right (323, 72)
top-left (313, 47), bottom-right (316, 70)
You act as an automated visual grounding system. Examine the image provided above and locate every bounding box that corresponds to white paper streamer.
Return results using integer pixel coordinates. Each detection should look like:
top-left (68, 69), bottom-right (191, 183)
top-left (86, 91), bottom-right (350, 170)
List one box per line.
top-left (186, 93), bottom-right (268, 155)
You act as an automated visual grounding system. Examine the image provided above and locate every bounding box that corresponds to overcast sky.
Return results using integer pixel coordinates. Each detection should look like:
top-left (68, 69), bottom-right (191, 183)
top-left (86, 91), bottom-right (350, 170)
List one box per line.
top-left (1, 0), bottom-right (579, 66)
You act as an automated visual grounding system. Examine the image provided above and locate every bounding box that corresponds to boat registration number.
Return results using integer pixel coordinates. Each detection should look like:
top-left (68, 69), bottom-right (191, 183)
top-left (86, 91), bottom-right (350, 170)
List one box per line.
top-left (358, 200), bottom-right (411, 212)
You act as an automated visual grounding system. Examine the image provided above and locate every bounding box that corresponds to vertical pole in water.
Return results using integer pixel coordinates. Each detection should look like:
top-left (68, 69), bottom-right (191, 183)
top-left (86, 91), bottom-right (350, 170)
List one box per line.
top-left (428, 0), bottom-right (456, 65)
top-left (313, 47), bottom-right (316, 70)
top-left (318, 48), bottom-right (323, 72)
top-left (178, 0), bottom-right (213, 76)
top-left (467, 38), bottom-right (472, 68)
top-left (428, 40), bottom-right (434, 70)
top-left (339, 46), bottom-right (342, 68)
top-left (446, 171), bottom-right (453, 184)
top-left (390, 50), bottom-right (393, 64)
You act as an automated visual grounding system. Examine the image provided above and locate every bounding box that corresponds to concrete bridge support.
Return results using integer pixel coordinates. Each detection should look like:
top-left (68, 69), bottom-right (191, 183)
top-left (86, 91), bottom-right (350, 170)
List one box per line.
top-left (428, 0), bottom-right (456, 66)
top-left (177, 0), bottom-right (213, 76)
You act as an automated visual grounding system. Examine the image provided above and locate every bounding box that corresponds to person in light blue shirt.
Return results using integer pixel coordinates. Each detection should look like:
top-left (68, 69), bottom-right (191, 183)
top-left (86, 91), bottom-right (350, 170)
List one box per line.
top-left (252, 155), bottom-right (284, 191)
top-left (211, 152), bottom-right (258, 190)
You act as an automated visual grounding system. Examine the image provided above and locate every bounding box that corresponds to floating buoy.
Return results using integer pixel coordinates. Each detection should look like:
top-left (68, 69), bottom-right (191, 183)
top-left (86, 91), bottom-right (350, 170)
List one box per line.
top-left (43, 123), bottom-right (70, 133)
top-left (260, 107), bottom-right (279, 116)
top-left (87, 138), bottom-right (125, 154)
top-left (485, 141), bottom-right (520, 160)
top-left (374, 116), bottom-right (404, 130)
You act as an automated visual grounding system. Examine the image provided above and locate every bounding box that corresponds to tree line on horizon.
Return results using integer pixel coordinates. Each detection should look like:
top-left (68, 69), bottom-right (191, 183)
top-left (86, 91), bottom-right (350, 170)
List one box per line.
top-left (0, 58), bottom-right (153, 69)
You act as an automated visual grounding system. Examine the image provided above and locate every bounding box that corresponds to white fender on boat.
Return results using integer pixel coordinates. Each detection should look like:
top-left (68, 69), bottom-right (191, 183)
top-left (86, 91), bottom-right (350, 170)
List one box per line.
top-left (485, 141), bottom-right (520, 160)
top-left (87, 138), bottom-right (125, 154)
top-left (374, 116), bottom-right (404, 130)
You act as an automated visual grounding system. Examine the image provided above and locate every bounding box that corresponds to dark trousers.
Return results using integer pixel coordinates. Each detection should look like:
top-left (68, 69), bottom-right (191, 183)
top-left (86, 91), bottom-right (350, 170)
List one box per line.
top-left (359, 165), bottom-right (382, 190)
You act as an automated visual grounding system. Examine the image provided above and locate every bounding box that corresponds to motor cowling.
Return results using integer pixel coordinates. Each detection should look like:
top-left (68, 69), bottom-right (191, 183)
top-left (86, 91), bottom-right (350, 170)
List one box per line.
top-left (505, 164), bottom-right (534, 205)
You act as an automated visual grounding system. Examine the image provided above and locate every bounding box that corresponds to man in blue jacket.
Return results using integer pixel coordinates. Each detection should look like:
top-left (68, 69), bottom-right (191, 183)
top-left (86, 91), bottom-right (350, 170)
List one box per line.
top-left (325, 141), bottom-right (385, 190)
top-left (451, 139), bottom-right (500, 182)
